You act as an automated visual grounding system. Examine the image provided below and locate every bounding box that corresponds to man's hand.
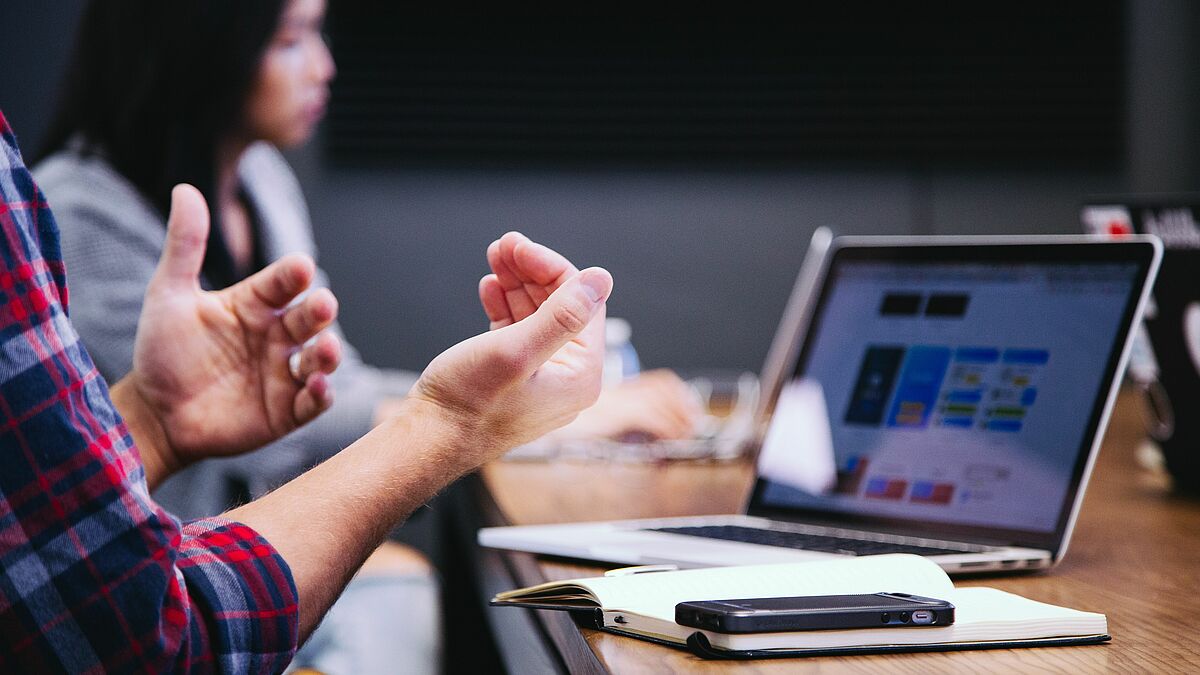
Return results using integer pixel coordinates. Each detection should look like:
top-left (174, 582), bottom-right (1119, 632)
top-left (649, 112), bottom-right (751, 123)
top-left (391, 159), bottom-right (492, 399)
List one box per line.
top-left (229, 231), bottom-right (609, 637)
top-left (408, 232), bottom-right (612, 469)
top-left (115, 185), bottom-right (341, 484)
top-left (480, 232), bottom-right (700, 442)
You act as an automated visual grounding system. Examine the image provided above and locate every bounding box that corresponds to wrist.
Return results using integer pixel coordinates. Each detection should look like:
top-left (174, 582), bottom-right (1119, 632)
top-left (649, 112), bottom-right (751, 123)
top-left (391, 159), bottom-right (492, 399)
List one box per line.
top-left (110, 375), bottom-right (181, 489)
top-left (387, 395), bottom-right (493, 478)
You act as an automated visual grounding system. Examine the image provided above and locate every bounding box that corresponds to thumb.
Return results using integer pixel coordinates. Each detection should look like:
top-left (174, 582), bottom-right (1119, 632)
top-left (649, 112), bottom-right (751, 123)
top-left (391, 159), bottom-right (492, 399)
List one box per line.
top-left (504, 267), bottom-right (612, 370)
top-left (152, 184), bottom-right (210, 290)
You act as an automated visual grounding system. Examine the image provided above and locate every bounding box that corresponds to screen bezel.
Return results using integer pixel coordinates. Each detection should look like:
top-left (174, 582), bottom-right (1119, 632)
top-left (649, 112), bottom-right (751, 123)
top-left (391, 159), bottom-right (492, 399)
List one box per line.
top-left (746, 237), bottom-right (1160, 554)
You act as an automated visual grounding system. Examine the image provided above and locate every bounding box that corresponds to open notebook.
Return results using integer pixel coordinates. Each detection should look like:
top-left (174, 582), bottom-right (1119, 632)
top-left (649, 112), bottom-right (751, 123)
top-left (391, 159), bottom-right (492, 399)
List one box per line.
top-left (492, 555), bottom-right (1108, 658)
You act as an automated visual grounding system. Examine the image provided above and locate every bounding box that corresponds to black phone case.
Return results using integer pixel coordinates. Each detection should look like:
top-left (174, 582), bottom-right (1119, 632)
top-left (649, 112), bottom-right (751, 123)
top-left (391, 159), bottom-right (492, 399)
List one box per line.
top-left (676, 593), bottom-right (955, 633)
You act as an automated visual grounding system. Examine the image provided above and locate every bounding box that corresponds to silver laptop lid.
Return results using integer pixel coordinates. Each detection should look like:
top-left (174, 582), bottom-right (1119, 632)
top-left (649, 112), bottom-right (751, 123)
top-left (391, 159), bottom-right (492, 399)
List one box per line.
top-left (746, 235), bottom-right (1161, 558)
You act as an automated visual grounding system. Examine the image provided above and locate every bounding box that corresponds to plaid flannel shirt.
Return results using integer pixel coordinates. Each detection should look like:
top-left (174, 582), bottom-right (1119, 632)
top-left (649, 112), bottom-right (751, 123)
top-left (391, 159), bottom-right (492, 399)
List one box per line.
top-left (0, 111), bottom-right (298, 673)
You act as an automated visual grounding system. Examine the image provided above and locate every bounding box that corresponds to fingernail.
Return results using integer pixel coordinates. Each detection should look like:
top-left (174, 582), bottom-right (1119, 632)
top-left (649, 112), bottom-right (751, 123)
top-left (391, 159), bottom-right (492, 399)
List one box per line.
top-left (579, 269), bottom-right (609, 303)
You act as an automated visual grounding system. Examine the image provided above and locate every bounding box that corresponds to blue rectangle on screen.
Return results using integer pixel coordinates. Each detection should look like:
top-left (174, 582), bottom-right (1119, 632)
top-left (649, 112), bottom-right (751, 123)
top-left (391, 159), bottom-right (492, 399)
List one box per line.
top-left (865, 477), bottom-right (889, 495)
top-left (886, 346), bottom-right (952, 428)
top-left (1021, 387), bottom-right (1038, 406)
top-left (986, 419), bottom-right (1023, 432)
top-left (941, 417), bottom-right (973, 428)
top-left (1003, 349), bottom-right (1050, 365)
top-left (844, 346), bottom-right (906, 426)
top-left (954, 347), bottom-right (999, 363)
top-left (946, 389), bottom-right (983, 404)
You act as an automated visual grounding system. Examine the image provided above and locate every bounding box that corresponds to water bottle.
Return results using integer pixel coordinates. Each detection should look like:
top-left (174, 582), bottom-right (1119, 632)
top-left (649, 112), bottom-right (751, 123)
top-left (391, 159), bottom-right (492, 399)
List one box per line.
top-left (604, 317), bottom-right (640, 387)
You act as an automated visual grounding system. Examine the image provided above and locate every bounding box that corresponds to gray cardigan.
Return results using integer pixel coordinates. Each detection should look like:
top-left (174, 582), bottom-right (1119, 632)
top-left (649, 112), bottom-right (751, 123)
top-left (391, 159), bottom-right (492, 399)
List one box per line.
top-left (34, 142), bottom-right (418, 519)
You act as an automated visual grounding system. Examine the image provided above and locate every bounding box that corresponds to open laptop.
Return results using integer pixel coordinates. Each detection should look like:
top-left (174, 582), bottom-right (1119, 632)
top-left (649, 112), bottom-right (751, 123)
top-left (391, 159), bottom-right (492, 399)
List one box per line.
top-left (480, 235), bottom-right (1162, 574)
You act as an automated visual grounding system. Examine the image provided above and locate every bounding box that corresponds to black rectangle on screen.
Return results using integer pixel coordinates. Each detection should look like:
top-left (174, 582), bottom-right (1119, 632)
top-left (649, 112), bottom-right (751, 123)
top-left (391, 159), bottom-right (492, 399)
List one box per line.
top-left (925, 294), bottom-right (969, 317)
top-left (880, 293), bottom-right (922, 316)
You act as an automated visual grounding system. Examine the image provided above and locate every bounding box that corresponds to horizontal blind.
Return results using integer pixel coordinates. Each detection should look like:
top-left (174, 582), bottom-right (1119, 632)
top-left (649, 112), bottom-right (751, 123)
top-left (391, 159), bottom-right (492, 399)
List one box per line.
top-left (325, 2), bottom-right (1123, 167)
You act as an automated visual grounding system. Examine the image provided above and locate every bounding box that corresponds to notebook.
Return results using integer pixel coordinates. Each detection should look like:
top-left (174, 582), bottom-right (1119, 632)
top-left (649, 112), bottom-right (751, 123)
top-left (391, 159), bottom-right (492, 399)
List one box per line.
top-left (480, 234), bottom-right (1162, 574)
top-left (491, 554), bottom-right (1109, 658)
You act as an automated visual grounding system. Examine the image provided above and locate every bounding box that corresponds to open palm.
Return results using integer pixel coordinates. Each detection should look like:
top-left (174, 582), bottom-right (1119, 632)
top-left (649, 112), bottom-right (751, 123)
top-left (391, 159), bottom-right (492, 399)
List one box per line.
top-left (128, 185), bottom-right (341, 467)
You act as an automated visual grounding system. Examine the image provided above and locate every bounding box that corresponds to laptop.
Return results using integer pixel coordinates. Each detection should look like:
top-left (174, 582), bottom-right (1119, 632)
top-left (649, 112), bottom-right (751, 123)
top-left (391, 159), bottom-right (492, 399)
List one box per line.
top-left (480, 234), bottom-right (1162, 574)
top-left (1082, 197), bottom-right (1200, 492)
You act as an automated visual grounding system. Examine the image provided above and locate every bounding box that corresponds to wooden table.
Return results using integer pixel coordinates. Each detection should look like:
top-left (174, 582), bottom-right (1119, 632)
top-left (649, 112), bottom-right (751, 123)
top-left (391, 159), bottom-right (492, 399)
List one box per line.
top-left (475, 393), bottom-right (1200, 673)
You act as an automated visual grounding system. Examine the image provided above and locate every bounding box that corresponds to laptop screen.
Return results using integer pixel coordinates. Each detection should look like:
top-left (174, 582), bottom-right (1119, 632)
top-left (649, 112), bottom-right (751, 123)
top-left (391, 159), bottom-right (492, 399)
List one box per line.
top-left (749, 241), bottom-right (1157, 551)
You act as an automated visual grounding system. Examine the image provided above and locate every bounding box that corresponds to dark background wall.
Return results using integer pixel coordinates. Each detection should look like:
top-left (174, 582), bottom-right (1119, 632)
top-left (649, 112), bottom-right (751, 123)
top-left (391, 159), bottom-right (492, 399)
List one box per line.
top-left (3, 2), bottom-right (1198, 375)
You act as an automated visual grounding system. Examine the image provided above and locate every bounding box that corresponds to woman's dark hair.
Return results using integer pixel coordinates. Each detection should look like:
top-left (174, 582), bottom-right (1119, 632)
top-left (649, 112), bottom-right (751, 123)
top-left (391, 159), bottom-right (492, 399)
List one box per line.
top-left (38, 0), bottom-right (287, 289)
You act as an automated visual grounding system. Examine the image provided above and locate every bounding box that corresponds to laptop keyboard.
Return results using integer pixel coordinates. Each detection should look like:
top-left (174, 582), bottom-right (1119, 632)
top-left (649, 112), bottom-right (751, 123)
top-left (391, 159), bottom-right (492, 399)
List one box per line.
top-left (645, 525), bottom-right (971, 557)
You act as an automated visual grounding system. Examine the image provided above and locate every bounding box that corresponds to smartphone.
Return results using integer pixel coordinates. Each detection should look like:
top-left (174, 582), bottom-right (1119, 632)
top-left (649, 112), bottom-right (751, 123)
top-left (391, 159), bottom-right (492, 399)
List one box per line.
top-left (675, 592), bottom-right (955, 633)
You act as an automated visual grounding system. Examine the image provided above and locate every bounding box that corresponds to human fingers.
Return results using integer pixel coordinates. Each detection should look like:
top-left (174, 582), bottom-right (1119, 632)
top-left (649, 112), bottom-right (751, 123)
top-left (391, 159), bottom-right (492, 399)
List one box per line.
top-left (499, 232), bottom-right (578, 321)
top-left (642, 370), bottom-right (706, 418)
top-left (626, 371), bottom-right (703, 435)
top-left (622, 406), bottom-right (690, 440)
top-left (496, 232), bottom-right (533, 283)
top-left (487, 238), bottom-right (520, 289)
top-left (479, 274), bottom-right (514, 329)
top-left (293, 371), bottom-right (334, 425)
top-left (512, 238), bottom-right (576, 288)
top-left (494, 236), bottom-right (539, 321)
top-left (225, 253), bottom-right (318, 326)
top-left (281, 287), bottom-right (338, 344)
top-left (655, 403), bottom-right (700, 439)
top-left (497, 267), bottom-right (612, 373)
top-left (150, 184), bottom-right (210, 291)
top-left (504, 234), bottom-right (574, 309)
top-left (488, 235), bottom-right (538, 318)
top-left (290, 331), bottom-right (342, 382)
top-left (657, 380), bottom-right (706, 434)
top-left (624, 396), bottom-right (696, 440)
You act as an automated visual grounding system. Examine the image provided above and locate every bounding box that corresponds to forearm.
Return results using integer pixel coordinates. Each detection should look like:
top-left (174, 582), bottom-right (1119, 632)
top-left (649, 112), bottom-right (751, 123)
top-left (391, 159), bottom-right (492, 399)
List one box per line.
top-left (109, 376), bottom-right (178, 490)
top-left (225, 397), bottom-right (473, 639)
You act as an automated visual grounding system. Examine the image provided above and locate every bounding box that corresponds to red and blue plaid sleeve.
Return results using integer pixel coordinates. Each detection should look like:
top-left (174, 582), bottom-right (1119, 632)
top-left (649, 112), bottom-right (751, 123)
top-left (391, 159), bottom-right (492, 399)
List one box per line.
top-left (0, 111), bottom-right (299, 672)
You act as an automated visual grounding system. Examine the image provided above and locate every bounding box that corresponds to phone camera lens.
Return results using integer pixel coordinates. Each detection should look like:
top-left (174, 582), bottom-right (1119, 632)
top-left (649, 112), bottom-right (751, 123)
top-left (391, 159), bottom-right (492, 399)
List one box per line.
top-left (900, 612), bottom-right (911, 623)
top-left (880, 612), bottom-right (890, 623)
